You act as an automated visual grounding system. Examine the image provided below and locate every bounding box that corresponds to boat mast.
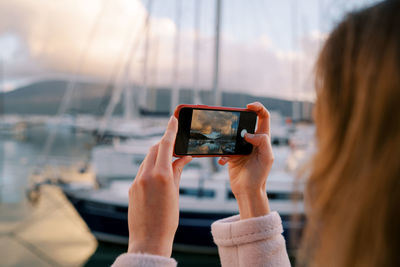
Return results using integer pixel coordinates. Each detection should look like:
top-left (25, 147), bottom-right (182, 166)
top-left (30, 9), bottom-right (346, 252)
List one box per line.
top-left (123, 80), bottom-right (133, 121)
top-left (291, 0), bottom-right (299, 122)
top-left (0, 57), bottom-right (3, 117)
top-left (170, 0), bottom-right (182, 115)
top-left (210, 0), bottom-right (223, 173)
top-left (212, 0), bottom-right (222, 106)
top-left (0, 57), bottom-right (3, 196)
top-left (150, 32), bottom-right (160, 109)
top-left (139, 0), bottom-right (154, 115)
top-left (193, 0), bottom-right (202, 104)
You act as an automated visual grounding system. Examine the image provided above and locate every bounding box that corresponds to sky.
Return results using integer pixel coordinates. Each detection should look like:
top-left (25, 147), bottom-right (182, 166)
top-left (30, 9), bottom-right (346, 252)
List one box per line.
top-left (0, 0), bottom-right (380, 100)
top-left (191, 109), bottom-right (239, 136)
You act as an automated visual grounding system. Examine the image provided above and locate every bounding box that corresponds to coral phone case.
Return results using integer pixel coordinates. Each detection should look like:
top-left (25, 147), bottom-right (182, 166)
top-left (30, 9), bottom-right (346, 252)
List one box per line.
top-left (173, 104), bottom-right (256, 157)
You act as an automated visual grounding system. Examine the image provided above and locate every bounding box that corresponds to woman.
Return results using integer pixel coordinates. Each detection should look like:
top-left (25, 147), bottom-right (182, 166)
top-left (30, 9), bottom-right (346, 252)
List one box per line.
top-left (112, 1), bottom-right (400, 266)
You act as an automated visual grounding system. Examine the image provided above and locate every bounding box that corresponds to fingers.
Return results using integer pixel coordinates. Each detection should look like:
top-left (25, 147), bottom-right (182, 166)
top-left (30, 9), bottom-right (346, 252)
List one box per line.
top-left (141, 143), bottom-right (159, 173)
top-left (156, 116), bottom-right (179, 170)
top-left (244, 133), bottom-right (270, 148)
top-left (135, 160), bottom-right (145, 178)
top-left (247, 102), bottom-right (270, 136)
top-left (172, 156), bottom-right (192, 185)
top-left (218, 157), bottom-right (229, 165)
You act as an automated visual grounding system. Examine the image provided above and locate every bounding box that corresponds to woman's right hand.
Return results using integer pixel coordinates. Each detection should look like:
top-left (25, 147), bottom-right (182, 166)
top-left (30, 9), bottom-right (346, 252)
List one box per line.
top-left (218, 102), bottom-right (274, 219)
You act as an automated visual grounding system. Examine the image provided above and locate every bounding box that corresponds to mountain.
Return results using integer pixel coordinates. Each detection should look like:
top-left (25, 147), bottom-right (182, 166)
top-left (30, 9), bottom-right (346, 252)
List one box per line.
top-left (0, 80), bottom-right (116, 115)
top-left (189, 132), bottom-right (209, 140)
top-left (0, 79), bottom-right (314, 120)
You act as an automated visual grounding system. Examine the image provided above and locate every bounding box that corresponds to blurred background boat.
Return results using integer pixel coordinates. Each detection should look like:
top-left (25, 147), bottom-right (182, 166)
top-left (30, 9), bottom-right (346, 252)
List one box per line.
top-left (62, 159), bottom-right (304, 253)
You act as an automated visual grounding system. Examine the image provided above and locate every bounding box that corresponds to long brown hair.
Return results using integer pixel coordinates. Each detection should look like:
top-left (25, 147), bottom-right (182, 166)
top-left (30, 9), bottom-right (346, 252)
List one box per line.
top-left (300, 1), bottom-right (400, 266)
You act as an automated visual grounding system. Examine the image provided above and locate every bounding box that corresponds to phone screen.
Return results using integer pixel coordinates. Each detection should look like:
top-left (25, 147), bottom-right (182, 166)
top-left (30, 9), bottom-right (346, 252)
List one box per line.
top-left (175, 107), bottom-right (257, 156)
top-left (188, 109), bottom-right (240, 154)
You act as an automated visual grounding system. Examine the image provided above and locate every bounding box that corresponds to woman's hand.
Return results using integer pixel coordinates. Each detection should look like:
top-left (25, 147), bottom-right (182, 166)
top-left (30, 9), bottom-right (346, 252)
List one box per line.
top-left (127, 116), bottom-right (192, 257)
top-left (218, 102), bottom-right (273, 219)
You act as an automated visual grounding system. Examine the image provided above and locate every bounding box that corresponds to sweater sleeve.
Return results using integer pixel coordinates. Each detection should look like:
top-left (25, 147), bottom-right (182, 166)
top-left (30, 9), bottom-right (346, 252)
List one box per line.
top-left (211, 211), bottom-right (291, 267)
top-left (111, 253), bottom-right (177, 267)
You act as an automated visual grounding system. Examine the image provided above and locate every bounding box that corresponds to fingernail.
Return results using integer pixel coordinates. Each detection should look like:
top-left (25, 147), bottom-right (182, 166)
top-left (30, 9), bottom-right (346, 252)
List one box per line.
top-left (245, 133), bottom-right (254, 138)
top-left (169, 116), bottom-right (174, 123)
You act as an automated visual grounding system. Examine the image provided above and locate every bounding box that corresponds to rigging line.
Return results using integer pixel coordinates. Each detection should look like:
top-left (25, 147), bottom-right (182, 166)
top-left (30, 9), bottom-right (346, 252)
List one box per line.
top-left (144, 30), bottom-right (159, 112)
top-left (243, 0), bottom-right (257, 43)
top-left (151, 32), bottom-right (160, 89)
top-left (235, 0), bottom-right (251, 87)
top-left (97, 0), bottom-right (153, 137)
top-left (291, 0), bottom-right (300, 120)
top-left (244, 1), bottom-right (264, 88)
top-left (317, 0), bottom-right (324, 52)
top-left (124, 0), bottom-right (154, 120)
top-left (226, 0), bottom-right (246, 92)
top-left (34, 0), bottom-right (110, 174)
top-left (212, 0), bottom-right (222, 106)
top-left (247, 1), bottom-right (271, 67)
top-left (170, 0), bottom-right (182, 114)
top-left (145, 5), bottom-right (160, 112)
top-left (193, 0), bottom-right (202, 104)
top-left (226, 0), bottom-right (243, 86)
top-left (249, 0), bottom-right (269, 41)
top-left (257, 0), bottom-right (287, 53)
top-left (96, 7), bottom-right (148, 116)
top-left (248, 0), bottom-right (276, 87)
top-left (147, 22), bottom-right (160, 113)
top-left (0, 57), bottom-right (3, 115)
top-left (253, 1), bottom-right (270, 80)
top-left (0, 57), bottom-right (4, 193)
top-left (139, 0), bottom-right (154, 111)
top-left (299, 15), bottom-right (311, 95)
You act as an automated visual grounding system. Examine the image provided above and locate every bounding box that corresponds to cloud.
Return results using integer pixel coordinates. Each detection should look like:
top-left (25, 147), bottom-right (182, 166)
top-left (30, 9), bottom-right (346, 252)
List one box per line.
top-left (191, 109), bottom-right (239, 136)
top-left (0, 0), bottom-right (324, 101)
top-left (0, 0), bottom-right (149, 78)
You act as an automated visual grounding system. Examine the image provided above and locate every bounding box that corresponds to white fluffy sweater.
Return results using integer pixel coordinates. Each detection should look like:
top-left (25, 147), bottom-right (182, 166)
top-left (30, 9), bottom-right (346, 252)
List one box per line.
top-left (112, 211), bottom-right (291, 267)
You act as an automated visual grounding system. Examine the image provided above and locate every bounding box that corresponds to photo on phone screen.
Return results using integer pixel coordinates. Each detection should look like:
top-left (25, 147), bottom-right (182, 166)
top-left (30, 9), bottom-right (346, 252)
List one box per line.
top-left (174, 106), bottom-right (256, 156)
top-left (188, 109), bottom-right (240, 154)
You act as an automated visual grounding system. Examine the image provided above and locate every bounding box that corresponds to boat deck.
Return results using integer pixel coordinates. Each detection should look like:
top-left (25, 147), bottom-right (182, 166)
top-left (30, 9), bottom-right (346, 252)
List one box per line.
top-left (0, 186), bottom-right (98, 266)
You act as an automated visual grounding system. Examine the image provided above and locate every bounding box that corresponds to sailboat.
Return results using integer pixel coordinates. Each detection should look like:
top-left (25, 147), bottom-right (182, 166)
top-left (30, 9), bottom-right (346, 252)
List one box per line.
top-left (29, 0), bottom-right (307, 253)
top-left (62, 156), bottom-right (304, 252)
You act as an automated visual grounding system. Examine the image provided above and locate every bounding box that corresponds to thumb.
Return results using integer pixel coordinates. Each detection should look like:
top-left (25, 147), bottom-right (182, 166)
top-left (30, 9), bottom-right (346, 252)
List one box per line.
top-left (244, 133), bottom-right (270, 148)
top-left (172, 156), bottom-right (192, 185)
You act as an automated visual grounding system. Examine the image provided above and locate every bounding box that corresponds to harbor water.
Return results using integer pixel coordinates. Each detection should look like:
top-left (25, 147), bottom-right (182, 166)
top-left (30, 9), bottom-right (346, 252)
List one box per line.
top-left (0, 126), bottom-right (221, 266)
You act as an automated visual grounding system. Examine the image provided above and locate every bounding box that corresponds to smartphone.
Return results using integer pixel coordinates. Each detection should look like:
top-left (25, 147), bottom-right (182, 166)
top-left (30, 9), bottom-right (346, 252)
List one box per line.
top-left (174, 104), bottom-right (257, 157)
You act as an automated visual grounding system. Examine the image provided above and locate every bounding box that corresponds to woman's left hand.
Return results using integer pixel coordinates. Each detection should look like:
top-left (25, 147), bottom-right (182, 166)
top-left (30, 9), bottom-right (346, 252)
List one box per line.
top-left (218, 102), bottom-right (273, 219)
top-left (127, 116), bottom-right (192, 257)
